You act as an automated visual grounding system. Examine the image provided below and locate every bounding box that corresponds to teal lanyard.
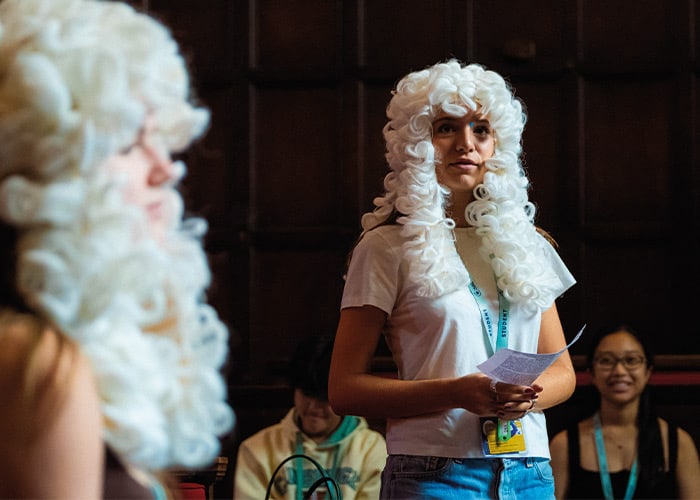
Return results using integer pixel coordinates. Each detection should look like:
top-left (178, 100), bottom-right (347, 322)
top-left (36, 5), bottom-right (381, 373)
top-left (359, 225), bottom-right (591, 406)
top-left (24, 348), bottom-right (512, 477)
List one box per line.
top-left (150, 482), bottom-right (167, 500)
top-left (467, 280), bottom-right (510, 356)
top-left (467, 279), bottom-right (510, 442)
top-left (295, 433), bottom-right (304, 500)
top-left (593, 413), bottom-right (639, 500)
top-left (294, 432), bottom-right (339, 500)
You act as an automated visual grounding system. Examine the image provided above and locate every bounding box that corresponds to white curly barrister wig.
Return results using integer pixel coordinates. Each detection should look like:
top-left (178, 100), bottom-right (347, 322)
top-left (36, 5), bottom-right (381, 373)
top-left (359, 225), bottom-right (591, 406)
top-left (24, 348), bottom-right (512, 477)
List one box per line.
top-left (364, 59), bottom-right (562, 311)
top-left (0, 0), bottom-right (233, 471)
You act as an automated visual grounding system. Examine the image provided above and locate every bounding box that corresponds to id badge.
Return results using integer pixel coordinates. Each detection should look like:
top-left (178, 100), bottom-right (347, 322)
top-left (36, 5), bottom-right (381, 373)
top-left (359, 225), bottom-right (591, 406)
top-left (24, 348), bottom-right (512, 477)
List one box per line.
top-left (480, 417), bottom-right (526, 455)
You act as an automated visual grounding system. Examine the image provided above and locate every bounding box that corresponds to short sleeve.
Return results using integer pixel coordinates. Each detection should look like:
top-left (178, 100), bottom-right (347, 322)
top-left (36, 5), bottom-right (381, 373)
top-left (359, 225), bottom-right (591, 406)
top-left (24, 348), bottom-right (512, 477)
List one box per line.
top-left (538, 234), bottom-right (576, 299)
top-left (341, 229), bottom-right (400, 315)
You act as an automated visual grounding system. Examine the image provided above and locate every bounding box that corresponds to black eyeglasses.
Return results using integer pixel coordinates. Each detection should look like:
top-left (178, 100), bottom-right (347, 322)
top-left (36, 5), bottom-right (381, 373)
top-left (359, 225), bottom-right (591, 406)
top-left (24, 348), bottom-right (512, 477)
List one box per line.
top-left (593, 354), bottom-right (646, 370)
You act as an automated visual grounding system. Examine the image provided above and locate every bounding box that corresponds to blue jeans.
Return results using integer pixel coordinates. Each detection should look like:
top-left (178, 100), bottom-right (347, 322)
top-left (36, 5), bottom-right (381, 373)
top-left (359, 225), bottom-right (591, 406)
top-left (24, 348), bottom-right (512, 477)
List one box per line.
top-left (379, 455), bottom-right (555, 500)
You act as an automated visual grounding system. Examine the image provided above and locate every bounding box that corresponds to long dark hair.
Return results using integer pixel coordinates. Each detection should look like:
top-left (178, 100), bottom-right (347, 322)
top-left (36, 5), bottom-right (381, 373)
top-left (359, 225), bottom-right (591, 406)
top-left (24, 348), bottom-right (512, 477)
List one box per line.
top-left (586, 323), bottom-right (665, 491)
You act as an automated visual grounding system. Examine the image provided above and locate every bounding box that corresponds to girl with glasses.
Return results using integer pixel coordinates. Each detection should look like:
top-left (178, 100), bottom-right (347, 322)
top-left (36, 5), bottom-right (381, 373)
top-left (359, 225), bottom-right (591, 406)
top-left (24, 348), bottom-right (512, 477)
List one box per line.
top-left (549, 324), bottom-right (700, 499)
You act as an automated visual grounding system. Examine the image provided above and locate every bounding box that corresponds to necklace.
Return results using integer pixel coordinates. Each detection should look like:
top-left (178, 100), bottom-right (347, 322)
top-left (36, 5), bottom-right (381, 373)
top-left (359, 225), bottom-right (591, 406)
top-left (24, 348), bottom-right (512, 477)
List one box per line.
top-left (593, 412), bottom-right (639, 500)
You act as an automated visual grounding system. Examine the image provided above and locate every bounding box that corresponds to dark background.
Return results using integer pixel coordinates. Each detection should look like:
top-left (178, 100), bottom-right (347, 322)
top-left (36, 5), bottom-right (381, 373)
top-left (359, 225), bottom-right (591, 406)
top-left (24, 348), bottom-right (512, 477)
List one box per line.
top-left (123, 1), bottom-right (699, 497)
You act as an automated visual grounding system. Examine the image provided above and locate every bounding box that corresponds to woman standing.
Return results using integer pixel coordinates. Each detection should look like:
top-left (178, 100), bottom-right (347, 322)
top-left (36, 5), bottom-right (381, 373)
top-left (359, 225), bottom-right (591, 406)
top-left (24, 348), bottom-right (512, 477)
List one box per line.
top-left (329, 60), bottom-right (577, 499)
top-left (550, 325), bottom-right (700, 499)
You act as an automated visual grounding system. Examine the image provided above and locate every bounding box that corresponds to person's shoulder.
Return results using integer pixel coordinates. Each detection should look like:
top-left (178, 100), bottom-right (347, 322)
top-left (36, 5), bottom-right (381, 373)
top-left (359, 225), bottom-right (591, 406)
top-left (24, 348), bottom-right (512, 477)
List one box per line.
top-left (0, 310), bottom-right (95, 451)
top-left (2, 312), bottom-right (80, 374)
top-left (676, 426), bottom-right (696, 443)
top-left (671, 423), bottom-right (699, 453)
top-left (345, 426), bottom-right (386, 459)
top-left (0, 310), bottom-right (43, 354)
top-left (0, 311), bottom-right (65, 387)
top-left (348, 226), bottom-right (404, 270)
top-left (535, 227), bottom-right (559, 248)
top-left (351, 428), bottom-right (387, 465)
top-left (239, 410), bottom-right (294, 447)
top-left (577, 416), bottom-right (594, 434)
top-left (364, 427), bottom-right (387, 445)
top-left (240, 423), bottom-right (282, 445)
top-left (0, 310), bottom-right (89, 384)
top-left (533, 228), bottom-right (562, 257)
top-left (358, 224), bottom-right (403, 247)
top-left (355, 421), bottom-right (386, 440)
top-left (551, 417), bottom-right (590, 443)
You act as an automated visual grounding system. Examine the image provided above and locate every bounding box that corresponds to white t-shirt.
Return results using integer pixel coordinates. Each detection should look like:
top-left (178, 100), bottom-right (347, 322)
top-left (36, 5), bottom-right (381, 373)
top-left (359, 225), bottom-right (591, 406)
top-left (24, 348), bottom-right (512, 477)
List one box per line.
top-left (341, 225), bottom-right (576, 459)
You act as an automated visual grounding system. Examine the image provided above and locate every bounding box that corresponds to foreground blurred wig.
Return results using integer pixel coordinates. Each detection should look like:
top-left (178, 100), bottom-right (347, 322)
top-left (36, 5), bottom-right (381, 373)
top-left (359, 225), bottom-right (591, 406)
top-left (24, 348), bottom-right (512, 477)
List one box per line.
top-left (365, 60), bottom-right (560, 310)
top-left (0, 0), bottom-right (233, 471)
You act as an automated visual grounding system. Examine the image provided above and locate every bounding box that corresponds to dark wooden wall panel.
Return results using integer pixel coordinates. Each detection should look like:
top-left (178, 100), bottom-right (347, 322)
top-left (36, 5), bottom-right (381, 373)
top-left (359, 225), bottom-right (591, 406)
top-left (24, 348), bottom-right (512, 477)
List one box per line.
top-left (696, 76), bottom-right (700, 227)
top-left (251, 0), bottom-right (339, 72)
top-left (514, 80), bottom-right (575, 231)
top-left (360, 0), bottom-right (467, 76)
top-left (183, 88), bottom-right (247, 228)
top-left (251, 87), bottom-right (339, 227)
top-left (582, 242), bottom-right (674, 335)
top-left (150, 0), bottom-right (240, 83)
top-left (248, 249), bottom-right (345, 381)
top-left (696, 4), bottom-right (700, 73)
top-left (361, 83), bottom-right (395, 213)
top-left (473, 0), bottom-right (572, 75)
top-left (578, 0), bottom-right (681, 73)
top-left (582, 80), bottom-right (673, 235)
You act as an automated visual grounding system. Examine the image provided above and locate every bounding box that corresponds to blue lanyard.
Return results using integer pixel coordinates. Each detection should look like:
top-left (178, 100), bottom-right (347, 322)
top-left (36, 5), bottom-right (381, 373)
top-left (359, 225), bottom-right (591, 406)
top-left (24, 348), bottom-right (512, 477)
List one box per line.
top-left (467, 279), bottom-right (511, 442)
top-left (295, 433), bottom-right (304, 500)
top-left (467, 280), bottom-right (509, 356)
top-left (293, 432), bottom-right (340, 500)
top-left (593, 413), bottom-right (639, 500)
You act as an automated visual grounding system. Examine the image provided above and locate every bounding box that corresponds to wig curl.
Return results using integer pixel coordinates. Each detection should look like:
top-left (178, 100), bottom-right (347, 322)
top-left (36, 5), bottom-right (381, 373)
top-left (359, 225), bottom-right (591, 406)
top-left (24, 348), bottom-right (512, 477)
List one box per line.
top-left (0, 0), bottom-right (233, 471)
top-left (364, 60), bottom-right (561, 310)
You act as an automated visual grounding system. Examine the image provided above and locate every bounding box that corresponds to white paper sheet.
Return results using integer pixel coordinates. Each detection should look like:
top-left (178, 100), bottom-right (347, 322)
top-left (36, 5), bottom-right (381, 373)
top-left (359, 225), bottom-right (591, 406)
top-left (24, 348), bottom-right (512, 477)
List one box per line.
top-left (477, 325), bottom-right (586, 386)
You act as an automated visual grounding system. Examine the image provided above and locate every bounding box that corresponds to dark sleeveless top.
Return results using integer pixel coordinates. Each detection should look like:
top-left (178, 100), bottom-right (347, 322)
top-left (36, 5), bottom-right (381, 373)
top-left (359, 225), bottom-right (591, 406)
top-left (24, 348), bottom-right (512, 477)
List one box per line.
top-left (565, 422), bottom-right (678, 499)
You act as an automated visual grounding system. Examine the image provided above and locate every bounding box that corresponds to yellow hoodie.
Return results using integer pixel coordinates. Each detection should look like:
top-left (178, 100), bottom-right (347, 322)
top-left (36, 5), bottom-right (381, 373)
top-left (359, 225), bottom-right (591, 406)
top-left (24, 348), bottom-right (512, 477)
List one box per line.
top-left (234, 409), bottom-right (386, 499)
